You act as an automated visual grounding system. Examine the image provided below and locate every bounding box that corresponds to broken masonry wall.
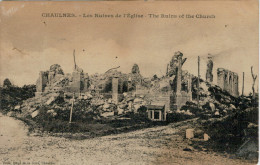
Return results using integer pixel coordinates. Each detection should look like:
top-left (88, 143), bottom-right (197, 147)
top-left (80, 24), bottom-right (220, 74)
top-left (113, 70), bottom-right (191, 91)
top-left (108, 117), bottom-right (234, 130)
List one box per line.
top-left (233, 73), bottom-right (239, 97)
top-left (144, 51), bottom-right (192, 112)
top-left (48, 71), bottom-right (55, 86)
top-left (167, 54), bottom-right (179, 77)
top-left (82, 73), bottom-right (90, 92)
top-left (98, 76), bottom-right (128, 94)
top-left (148, 93), bottom-right (171, 112)
top-left (35, 64), bottom-right (91, 96)
top-left (66, 71), bottom-right (82, 93)
top-left (170, 92), bottom-right (192, 111)
top-left (36, 64), bottom-right (66, 94)
top-left (206, 57), bottom-right (213, 82)
top-left (217, 68), bottom-right (225, 90)
top-left (171, 52), bottom-right (192, 111)
top-left (36, 71), bottom-right (48, 92)
top-left (146, 51), bottom-right (193, 112)
top-left (217, 68), bottom-right (239, 97)
top-left (65, 71), bottom-right (90, 94)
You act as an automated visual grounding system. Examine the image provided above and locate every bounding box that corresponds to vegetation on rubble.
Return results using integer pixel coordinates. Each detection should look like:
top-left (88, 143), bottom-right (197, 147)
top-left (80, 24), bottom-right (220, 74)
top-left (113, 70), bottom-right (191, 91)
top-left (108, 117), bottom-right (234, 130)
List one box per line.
top-left (0, 84), bottom-right (36, 114)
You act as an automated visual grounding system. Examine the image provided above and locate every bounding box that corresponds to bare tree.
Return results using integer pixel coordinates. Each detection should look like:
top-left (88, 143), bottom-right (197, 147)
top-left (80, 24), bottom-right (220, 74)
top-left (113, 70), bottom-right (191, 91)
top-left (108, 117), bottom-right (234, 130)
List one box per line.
top-left (251, 66), bottom-right (257, 99)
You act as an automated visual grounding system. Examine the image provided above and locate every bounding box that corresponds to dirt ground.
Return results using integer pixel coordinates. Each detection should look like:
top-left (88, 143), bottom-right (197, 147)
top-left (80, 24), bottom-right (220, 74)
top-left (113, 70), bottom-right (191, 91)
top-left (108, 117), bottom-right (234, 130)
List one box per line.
top-left (0, 114), bottom-right (256, 165)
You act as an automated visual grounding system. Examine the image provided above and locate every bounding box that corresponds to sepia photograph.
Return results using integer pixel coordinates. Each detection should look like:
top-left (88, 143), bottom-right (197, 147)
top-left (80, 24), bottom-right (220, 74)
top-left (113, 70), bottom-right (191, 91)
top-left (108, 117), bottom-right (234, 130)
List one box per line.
top-left (0, 1), bottom-right (258, 164)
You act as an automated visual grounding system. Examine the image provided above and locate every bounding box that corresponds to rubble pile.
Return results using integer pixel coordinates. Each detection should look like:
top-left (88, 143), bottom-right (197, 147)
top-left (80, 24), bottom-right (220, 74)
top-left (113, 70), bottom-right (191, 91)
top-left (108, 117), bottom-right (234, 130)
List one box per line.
top-left (179, 78), bottom-right (258, 122)
top-left (14, 63), bottom-right (149, 124)
top-left (179, 79), bottom-right (241, 119)
top-left (13, 87), bottom-right (151, 122)
top-left (36, 64), bottom-right (68, 92)
top-left (179, 79), bottom-right (258, 159)
top-left (199, 106), bottom-right (258, 159)
top-left (1, 86), bottom-right (158, 135)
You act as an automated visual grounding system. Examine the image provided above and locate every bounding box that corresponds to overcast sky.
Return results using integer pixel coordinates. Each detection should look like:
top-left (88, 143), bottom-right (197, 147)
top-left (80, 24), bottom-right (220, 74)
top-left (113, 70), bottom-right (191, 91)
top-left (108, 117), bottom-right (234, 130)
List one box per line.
top-left (0, 1), bottom-right (258, 94)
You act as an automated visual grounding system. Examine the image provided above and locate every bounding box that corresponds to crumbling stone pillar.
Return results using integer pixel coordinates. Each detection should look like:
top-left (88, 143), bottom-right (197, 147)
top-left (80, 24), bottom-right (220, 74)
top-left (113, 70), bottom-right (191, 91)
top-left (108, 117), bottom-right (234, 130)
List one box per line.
top-left (167, 55), bottom-right (178, 77)
top-left (36, 72), bottom-right (44, 92)
top-left (229, 73), bottom-right (233, 94)
top-left (176, 51), bottom-right (183, 94)
top-left (36, 71), bottom-right (48, 92)
top-left (48, 71), bottom-right (55, 86)
top-left (206, 56), bottom-right (213, 82)
top-left (112, 77), bottom-right (119, 104)
top-left (70, 71), bottom-right (81, 93)
top-left (233, 73), bottom-right (239, 97)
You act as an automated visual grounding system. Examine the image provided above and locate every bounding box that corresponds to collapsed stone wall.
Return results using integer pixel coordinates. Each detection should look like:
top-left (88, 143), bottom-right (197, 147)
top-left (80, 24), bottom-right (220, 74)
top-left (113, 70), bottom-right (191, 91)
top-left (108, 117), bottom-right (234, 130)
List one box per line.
top-left (36, 64), bottom-right (66, 94)
top-left (35, 53), bottom-right (194, 111)
top-left (217, 68), bottom-right (239, 97)
top-left (36, 71), bottom-right (49, 92)
top-left (65, 71), bottom-right (89, 93)
top-left (92, 70), bottom-right (129, 94)
top-left (36, 64), bottom-right (89, 95)
top-left (94, 64), bottom-right (145, 94)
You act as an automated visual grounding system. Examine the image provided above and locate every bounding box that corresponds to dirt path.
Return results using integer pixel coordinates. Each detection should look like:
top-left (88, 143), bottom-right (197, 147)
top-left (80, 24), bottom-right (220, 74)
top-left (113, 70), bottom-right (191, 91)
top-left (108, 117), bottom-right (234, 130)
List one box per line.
top-left (0, 115), bottom-right (255, 165)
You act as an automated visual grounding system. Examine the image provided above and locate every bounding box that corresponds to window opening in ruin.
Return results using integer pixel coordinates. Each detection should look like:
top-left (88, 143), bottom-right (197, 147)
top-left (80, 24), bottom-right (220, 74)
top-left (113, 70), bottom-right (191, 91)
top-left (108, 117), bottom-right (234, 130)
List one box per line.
top-left (122, 81), bottom-right (128, 93)
top-left (154, 111), bottom-right (160, 119)
top-left (181, 83), bottom-right (186, 91)
top-left (229, 75), bottom-right (232, 85)
top-left (149, 111), bottom-right (153, 119)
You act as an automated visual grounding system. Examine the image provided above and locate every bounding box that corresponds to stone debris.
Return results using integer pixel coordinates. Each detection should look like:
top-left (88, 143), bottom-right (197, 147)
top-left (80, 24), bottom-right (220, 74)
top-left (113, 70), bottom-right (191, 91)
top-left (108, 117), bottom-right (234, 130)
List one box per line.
top-left (1, 50), bottom-right (257, 161)
top-left (203, 133), bottom-right (210, 141)
top-left (214, 111), bottom-right (220, 116)
top-left (31, 110), bottom-right (39, 118)
top-left (14, 105), bottom-right (21, 110)
top-left (186, 129), bottom-right (194, 139)
top-left (236, 139), bottom-right (258, 159)
top-left (47, 109), bottom-right (57, 117)
top-left (209, 103), bottom-right (215, 111)
top-left (46, 96), bottom-right (56, 105)
top-left (7, 111), bottom-right (15, 117)
top-left (100, 112), bottom-right (114, 117)
top-left (183, 146), bottom-right (194, 151)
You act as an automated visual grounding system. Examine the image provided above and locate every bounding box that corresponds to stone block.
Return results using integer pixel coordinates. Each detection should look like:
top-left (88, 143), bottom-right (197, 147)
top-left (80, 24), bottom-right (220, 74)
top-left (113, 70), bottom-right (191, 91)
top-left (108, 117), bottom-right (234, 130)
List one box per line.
top-left (204, 133), bottom-right (210, 141)
top-left (31, 110), bottom-right (39, 118)
top-left (46, 96), bottom-right (56, 105)
top-left (186, 129), bottom-right (194, 139)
